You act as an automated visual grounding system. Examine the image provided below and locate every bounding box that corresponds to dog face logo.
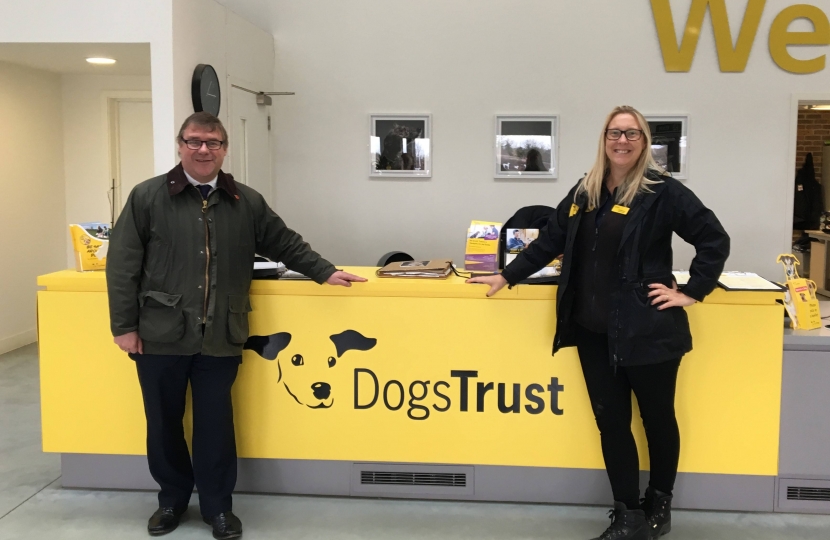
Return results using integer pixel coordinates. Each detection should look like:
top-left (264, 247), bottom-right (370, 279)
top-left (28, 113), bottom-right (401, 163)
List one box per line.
top-left (244, 330), bottom-right (376, 409)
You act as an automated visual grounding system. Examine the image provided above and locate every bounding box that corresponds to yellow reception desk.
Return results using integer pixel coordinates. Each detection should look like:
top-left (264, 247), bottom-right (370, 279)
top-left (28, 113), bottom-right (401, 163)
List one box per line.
top-left (37, 268), bottom-right (784, 510)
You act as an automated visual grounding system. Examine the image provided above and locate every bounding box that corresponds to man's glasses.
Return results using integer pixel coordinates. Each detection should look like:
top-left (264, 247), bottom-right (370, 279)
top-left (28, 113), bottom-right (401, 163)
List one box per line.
top-left (183, 139), bottom-right (225, 150)
top-left (605, 129), bottom-right (643, 141)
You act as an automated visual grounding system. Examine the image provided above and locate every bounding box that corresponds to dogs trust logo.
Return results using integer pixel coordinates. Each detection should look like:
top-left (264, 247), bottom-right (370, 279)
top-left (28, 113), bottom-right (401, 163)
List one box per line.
top-left (243, 330), bottom-right (377, 409)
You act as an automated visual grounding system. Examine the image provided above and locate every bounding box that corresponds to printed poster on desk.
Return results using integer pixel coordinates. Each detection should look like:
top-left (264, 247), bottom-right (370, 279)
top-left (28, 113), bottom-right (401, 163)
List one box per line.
top-left (504, 228), bottom-right (559, 279)
top-left (69, 222), bottom-right (110, 272)
top-left (465, 221), bottom-right (501, 272)
top-left (777, 253), bottom-right (821, 330)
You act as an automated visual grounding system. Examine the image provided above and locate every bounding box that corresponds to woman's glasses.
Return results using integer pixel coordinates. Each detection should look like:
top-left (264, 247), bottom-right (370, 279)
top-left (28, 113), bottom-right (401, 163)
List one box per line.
top-left (605, 129), bottom-right (643, 141)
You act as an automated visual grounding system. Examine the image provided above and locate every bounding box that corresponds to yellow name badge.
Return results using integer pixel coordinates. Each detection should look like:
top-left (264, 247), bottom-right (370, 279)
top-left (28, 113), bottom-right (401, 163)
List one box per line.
top-left (569, 204), bottom-right (579, 217)
top-left (611, 205), bottom-right (630, 215)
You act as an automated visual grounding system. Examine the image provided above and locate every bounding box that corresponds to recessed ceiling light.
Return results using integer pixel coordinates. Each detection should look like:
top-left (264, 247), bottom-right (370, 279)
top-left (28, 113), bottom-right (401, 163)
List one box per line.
top-left (811, 104), bottom-right (830, 110)
top-left (86, 57), bottom-right (116, 65)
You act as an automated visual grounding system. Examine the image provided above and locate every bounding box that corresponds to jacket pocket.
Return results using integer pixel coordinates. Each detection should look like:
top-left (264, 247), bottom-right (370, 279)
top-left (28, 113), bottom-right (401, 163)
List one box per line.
top-left (227, 294), bottom-right (252, 345)
top-left (138, 291), bottom-right (185, 343)
top-left (619, 286), bottom-right (678, 340)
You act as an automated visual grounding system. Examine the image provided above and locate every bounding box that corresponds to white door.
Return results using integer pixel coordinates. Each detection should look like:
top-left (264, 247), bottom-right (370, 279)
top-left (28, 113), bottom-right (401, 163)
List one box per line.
top-left (112, 99), bottom-right (154, 220)
top-left (230, 87), bottom-right (272, 205)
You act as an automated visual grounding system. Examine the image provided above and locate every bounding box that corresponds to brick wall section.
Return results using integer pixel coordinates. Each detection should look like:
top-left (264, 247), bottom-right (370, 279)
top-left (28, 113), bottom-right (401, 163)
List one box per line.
top-left (796, 110), bottom-right (830, 185)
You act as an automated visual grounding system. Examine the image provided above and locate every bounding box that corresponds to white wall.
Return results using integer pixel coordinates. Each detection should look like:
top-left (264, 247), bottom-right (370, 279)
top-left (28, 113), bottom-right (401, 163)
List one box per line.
top-left (61, 74), bottom-right (152, 266)
top-left (0, 0), bottom-right (176, 174)
top-left (0, 61), bottom-right (66, 353)
top-left (172, 0), bottom-right (275, 143)
top-left (269, 0), bottom-right (830, 279)
top-left (0, 0), bottom-right (172, 350)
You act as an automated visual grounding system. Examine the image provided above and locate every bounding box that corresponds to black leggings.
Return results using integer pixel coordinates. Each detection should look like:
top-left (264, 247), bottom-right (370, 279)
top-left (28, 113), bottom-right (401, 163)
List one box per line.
top-left (575, 326), bottom-right (681, 509)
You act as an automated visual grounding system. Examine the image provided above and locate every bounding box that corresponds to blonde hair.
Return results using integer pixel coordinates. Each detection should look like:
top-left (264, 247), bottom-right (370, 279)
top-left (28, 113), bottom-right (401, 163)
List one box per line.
top-left (577, 105), bottom-right (664, 208)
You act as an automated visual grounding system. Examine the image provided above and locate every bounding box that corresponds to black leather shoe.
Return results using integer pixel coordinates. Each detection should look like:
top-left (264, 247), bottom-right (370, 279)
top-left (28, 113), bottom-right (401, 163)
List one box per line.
top-left (203, 511), bottom-right (243, 539)
top-left (147, 506), bottom-right (186, 536)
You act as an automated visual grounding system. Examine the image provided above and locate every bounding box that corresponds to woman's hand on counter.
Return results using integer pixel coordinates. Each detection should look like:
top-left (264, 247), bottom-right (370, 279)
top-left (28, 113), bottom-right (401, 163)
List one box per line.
top-left (326, 271), bottom-right (368, 287)
top-left (648, 282), bottom-right (696, 310)
top-left (466, 274), bottom-right (508, 297)
top-left (114, 331), bottom-right (143, 355)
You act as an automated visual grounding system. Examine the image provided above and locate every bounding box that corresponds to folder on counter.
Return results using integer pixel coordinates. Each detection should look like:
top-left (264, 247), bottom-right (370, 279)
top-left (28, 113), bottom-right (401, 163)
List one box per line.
top-left (716, 272), bottom-right (784, 291)
top-left (376, 259), bottom-right (453, 279)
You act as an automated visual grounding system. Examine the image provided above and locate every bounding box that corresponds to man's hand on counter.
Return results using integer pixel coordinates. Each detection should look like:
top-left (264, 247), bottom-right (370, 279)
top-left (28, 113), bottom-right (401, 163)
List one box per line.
top-left (466, 274), bottom-right (508, 297)
top-left (114, 331), bottom-right (143, 355)
top-left (326, 271), bottom-right (368, 287)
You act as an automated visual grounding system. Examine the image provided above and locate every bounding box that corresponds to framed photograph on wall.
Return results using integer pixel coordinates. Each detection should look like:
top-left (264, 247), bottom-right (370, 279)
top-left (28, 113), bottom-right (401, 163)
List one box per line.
top-left (495, 115), bottom-right (558, 179)
top-left (370, 114), bottom-right (431, 178)
top-left (644, 115), bottom-right (688, 180)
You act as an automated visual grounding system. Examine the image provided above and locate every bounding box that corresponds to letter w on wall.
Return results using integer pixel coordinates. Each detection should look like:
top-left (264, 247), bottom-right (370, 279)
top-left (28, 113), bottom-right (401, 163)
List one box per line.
top-left (651, 0), bottom-right (766, 72)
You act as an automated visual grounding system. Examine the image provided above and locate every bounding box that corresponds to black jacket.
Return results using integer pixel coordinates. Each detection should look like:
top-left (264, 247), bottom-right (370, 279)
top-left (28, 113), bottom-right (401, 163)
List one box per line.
top-left (501, 172), bottom-right (730, 367)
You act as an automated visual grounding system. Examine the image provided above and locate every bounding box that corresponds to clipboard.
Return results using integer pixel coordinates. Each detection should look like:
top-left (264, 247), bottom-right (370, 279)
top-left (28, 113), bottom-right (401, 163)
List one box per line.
top-left (716, 272), bottom-right (785, 292)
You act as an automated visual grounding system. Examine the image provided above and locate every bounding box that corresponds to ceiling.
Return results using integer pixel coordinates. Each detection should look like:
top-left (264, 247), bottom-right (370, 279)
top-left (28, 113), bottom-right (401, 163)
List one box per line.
top-left (214, 0), bottom-right (277, 34)
top-left (0, 43), bottom-right (151, 76)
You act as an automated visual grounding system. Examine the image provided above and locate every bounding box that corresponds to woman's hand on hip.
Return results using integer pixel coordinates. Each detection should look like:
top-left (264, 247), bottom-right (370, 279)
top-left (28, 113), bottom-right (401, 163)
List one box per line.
top-left (466, 274), bottom-right (508, 297)
top-left (648, 282), bottom-right (696, 310)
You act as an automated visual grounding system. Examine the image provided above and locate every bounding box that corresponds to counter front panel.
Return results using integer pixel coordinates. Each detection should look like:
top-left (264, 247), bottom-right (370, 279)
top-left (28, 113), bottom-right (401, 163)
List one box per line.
top-left (38, 268), bottom-right (783, 478)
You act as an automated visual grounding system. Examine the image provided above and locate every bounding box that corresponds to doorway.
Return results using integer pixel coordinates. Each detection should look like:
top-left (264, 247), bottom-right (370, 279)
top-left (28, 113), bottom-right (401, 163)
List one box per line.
top-left (229, 85), bottom-right (272, 206)
top-left (792, 98), bottom-right (830, 295)
top-left (108, 94), bottom-right (154, 222)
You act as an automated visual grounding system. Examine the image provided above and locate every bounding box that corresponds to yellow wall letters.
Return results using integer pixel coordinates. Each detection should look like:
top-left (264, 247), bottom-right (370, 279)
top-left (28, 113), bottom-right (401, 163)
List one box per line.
top-left (651, 0), bottom-right (830, 74)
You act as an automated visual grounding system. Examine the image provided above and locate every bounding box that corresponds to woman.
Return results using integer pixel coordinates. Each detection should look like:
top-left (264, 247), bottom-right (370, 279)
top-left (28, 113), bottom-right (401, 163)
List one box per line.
top-left (468, 106), bottom-right (729, 540)
top-left (524, 148), bottom-right (547, 171)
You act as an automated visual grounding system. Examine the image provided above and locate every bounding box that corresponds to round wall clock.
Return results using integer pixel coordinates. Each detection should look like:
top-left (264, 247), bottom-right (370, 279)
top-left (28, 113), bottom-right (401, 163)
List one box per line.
top-left (191, 64), bottom-right (221, 116)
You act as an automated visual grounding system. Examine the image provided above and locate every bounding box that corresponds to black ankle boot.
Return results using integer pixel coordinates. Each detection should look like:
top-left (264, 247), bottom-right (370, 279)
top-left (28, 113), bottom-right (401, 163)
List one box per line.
top-left (641, 487), bottom-right (672, 539)
top-left (590, 502), bottom-right (648, 540)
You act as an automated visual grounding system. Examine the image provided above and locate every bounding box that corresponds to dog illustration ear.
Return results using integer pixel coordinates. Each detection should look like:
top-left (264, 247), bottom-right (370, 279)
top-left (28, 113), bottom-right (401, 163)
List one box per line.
top-left (330, 330), bottom-right (377, 357)
top-left (244, 332), bottom-right (291, 360)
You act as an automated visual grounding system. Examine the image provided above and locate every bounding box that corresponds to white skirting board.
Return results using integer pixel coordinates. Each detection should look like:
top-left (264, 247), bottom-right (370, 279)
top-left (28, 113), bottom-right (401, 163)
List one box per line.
top-left (0, 329), bottom-right (36, 356)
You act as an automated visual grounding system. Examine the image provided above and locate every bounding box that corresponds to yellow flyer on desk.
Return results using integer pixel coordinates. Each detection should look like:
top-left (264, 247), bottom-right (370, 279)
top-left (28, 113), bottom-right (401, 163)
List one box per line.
top-left (69, 222), bottom-right (110, 272)
top-left (465, 220), bottom-right (501, 272)
top-left (777, 254), bottom-right (822, 330)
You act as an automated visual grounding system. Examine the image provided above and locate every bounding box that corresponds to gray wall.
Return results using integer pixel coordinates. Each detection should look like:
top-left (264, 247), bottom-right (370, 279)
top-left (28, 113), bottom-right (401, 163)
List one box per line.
top-left (268, 0), bottom-right (827, 278)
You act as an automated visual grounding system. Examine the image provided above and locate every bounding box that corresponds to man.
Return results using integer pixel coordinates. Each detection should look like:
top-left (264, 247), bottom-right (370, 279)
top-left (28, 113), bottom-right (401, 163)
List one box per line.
top-left (506, 229), bottom-right (526, 251)
top-left (106, 112), bottom-right (365, 539)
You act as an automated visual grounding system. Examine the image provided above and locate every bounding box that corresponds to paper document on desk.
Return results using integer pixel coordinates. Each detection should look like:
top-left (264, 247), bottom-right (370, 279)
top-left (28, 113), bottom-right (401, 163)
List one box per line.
top-left (380, 269), bottom-right (452, 278)
top-left (717, 272), bottom-right (783, 291)
top-left (377, 259), bottom-right (452, 278)
top-left (280, 270), bottom-right (311, 280)
top-left (672, 271), bottom-right (690, 286)
top-left (506, 253), bottom-right (559, 278)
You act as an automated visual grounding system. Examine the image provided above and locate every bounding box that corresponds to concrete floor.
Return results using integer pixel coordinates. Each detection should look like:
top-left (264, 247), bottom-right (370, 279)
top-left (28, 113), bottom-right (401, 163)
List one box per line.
top-left (2, 343), bottom-right (830, 540)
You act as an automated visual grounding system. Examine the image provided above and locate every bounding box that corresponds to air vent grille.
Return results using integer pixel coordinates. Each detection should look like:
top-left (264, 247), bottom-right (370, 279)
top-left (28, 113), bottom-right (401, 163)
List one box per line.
top-left (787, 486), bottom-right (830, 502)
top-left (360, 471), bottom-right (467, 488)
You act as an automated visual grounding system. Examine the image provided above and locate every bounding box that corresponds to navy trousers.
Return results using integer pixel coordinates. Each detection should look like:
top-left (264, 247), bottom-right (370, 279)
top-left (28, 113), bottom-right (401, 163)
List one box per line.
top-left (132, 352), bottom-right (240, 517)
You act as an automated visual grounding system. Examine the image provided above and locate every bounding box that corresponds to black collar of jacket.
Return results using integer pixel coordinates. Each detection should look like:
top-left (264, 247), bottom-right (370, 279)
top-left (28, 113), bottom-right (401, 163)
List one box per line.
top-left (617, 170), bottom-right (668, 252)
top-left (165, 163), bottom-right (239, 199)
top-left (571, 170), bottom-right (669, 252)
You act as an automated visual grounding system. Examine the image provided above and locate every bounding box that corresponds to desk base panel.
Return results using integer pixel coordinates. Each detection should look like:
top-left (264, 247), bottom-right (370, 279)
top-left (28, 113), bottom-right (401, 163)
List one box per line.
top-left (61, 454), bottom-right (775, 512)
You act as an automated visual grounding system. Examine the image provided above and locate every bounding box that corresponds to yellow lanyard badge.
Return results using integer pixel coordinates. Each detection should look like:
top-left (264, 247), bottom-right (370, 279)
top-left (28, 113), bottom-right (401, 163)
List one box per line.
top-left (569, 204), bottom-right (579, 217)
top-left (611, 205), bottom-right (630, 215)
